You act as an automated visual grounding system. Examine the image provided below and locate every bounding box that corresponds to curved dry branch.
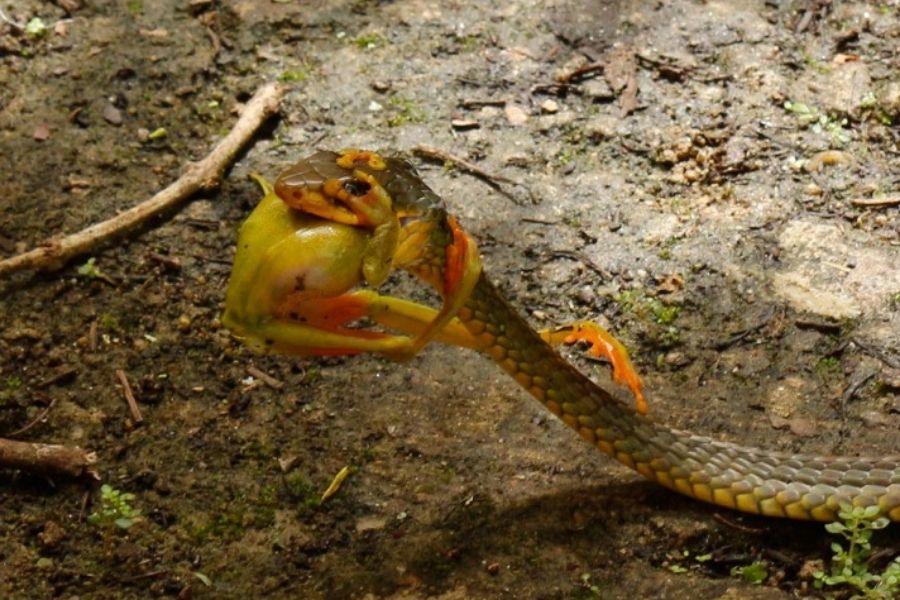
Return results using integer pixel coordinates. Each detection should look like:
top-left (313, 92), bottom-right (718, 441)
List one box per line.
top-left (0, 82), bottom-right (285, 277)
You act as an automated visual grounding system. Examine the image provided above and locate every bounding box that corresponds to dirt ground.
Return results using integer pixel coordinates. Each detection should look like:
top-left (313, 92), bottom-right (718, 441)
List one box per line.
top-left (1, 0), bottom-right (899, 598)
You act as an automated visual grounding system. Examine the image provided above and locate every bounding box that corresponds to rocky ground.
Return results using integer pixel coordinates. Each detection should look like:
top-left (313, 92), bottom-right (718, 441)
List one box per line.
top-left (1, 1), bottom-right (898, 598)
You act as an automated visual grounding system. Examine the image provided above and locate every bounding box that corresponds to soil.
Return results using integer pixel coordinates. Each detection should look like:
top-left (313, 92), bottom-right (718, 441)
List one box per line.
top-left (1, 1), bottom-right (899, 599)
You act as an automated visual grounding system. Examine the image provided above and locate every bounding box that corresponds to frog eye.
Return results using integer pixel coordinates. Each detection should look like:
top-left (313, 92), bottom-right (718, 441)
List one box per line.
top-left (343, 179), bottom-right (371, 197)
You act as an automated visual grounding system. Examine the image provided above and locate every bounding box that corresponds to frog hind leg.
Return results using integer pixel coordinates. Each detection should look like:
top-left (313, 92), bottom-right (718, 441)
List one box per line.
top-left (253, 291), bottom-right (414, 357)
top-left (262, 289), bottom-right (480, 359)
top-left (539, 321), bottom-right (647, 414)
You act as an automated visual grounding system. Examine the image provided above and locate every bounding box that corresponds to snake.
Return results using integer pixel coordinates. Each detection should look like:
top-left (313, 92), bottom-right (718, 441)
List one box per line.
top-left (268, 151), bottom-right (900, 522)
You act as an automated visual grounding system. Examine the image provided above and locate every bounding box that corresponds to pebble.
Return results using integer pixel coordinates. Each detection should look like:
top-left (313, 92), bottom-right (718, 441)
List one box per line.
top-left (37, 521), bottom-right (66, 549)
top-left (504, 103), bottom-right (528, 126)
top-left (860, 410), bottom-right (890, 428)
top-left (103, 104), bottom-right (123, 125)
top-left (450, 118), bottom-right (479, 130)
top-left (33, 123), bottom-right (51, 141)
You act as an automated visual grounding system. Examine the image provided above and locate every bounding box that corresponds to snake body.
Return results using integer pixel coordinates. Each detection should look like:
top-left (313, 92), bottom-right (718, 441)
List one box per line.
top-left (460, 276), bottom-right (900, 521)
top-left (284, 151), bottom-right (900, 522)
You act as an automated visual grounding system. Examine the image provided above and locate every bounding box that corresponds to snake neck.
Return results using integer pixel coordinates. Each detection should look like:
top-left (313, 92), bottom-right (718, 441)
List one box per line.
top-left (456, 273), bottom-right (900, 522)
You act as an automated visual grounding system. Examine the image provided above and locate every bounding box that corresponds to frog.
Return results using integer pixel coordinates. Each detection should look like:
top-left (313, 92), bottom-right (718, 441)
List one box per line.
top-left (221, 149), bottom-right (482, 359)
top-left (222, 149), bottom-right (645, 412)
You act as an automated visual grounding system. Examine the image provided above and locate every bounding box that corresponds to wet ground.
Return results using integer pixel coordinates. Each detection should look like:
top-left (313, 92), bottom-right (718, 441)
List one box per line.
top-left (1, 0), bottom-right (899, 598)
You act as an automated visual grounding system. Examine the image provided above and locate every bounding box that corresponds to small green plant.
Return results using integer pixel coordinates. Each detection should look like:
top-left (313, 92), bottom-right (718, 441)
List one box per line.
top-left (858, 92), bottom-right (893, 126)
top-left (731, 562), bottom-right (768, 585)
top-left (77, 257), bottom-right (115, 284)
top-left (24, 17), bottom-right (48, 40)
top-left (783, 101), bottom-right (850, 146)
top-left (88, 484), bottom-right (142, 530)
top-left (575, 573), bottom-right (602, 598)
top-left (813, 504), bottom-right (900, 599)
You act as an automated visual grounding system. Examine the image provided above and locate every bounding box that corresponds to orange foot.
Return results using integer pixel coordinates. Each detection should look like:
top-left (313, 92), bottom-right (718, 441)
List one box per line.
top-left (541, 321), bottom-right (647, 414)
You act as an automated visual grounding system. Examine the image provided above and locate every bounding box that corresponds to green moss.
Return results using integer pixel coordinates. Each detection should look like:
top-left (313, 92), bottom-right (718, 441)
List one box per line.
top-left (352, 32), bottom-right (385, 49)
top-left (244, 439), bottom-right (275, 460)
top-left (279, 69), bottom-right (310, 83)
top-left (615, 292), bottom-right (680, 325)
top-left (284, 473), bottom-right (322, 511)
top-left (890, 291), bottom-right (900, 310)
top-left (385, 96), bottom-right (424, 127)
top-left (814, 356), bottom-right (842, 382)
top-left (99, 312), bottom-right (119, 331)
top-left (614, 290), bottom-right (681, 349)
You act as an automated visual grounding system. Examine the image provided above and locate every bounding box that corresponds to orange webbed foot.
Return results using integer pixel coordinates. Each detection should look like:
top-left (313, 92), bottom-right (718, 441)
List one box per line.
top-left (542, 322), bottom-right (647, 415)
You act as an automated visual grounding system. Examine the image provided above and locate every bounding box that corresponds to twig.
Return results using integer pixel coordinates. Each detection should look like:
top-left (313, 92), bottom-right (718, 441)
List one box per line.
top-left (115, 369), bottom-right (143, 424)
top-left (247, 365), bottom-right (284, 390)
top-left (0, 8), bottom-right (24, 30)
top-left (6, 398), bottom-right (58, 438)
top-left (38, 365), bottom-right (79, 388)
top-left (556, 61), bottom-right (605, 84)
top-left (715, 307), bottom-right (777, 350)
top-left (549, 250), bottom-right (611, 279)
top-left (852, 337), bottom-right (900, 369)
top-left (459, 98), bottom-right (507, 109)
top-left (0, 82), bottom-right (284, 277)
top-left (712, 512), bottom-right (766, 534)
top-left (839, 368), bottom-right (876, 416)
top-left (0, 438), bottom-right (98, 479)
top-left (520, 217), bottom-right (559, 225)
top-left (849, 195), bottom-right (900, 208)
top-left (412, 144), bottom-right (536, 204)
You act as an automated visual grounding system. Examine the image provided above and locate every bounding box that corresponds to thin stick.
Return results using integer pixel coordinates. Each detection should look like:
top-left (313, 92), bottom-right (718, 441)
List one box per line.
top-left (6, 398), bottom-right (57, 438)
top-left (0, 82), bottom-right (284, 277)
top-left (115, 369), bottom-right (143, 423)
top-left (0, 8), bottom-right (24, 30)
top-left (0, 437), bottom-right (98, 479)
top-left (550, 250), bottom-right (611, 279)
top-left (556, 61), bottom-right (605, 84)
top-left (247, 365), bottom-right (284, 390)
top-left (849, 195), bottom-right (900, 208)
top-left (412, 144), bottom-right (536, 204)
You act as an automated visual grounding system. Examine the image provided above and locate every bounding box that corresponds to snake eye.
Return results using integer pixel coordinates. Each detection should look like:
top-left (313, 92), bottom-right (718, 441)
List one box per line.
top-left (343, 179), bottom-right (371, 196)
